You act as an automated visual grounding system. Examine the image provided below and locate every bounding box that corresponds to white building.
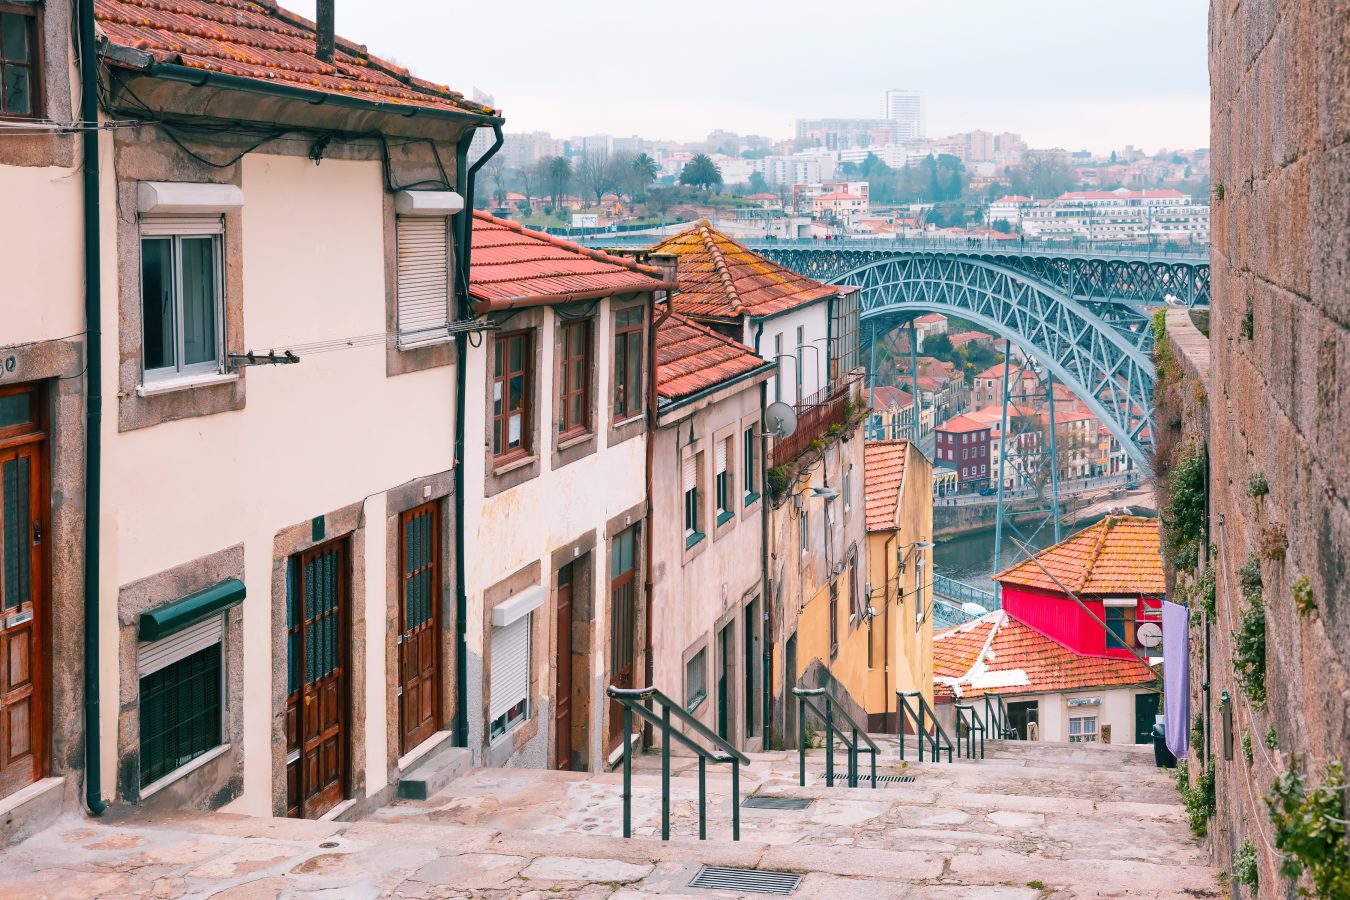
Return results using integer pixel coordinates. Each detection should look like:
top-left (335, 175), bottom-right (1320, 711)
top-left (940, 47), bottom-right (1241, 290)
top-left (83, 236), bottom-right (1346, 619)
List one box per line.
top-left (882, 89), bottom-right (923, 141)
top-left (1020, 189), bottom-right (1210, 243)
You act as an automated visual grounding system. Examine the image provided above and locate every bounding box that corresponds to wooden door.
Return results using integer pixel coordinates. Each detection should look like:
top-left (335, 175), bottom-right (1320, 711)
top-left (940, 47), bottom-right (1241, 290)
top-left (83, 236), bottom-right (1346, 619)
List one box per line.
top-left (607, 526), bottom-right (638, 751)
top-left (716, 623), bottom-right (731, 741)
top-left (286, 540), bottom-right (348, 819)
top-left (0, 404), bottom-right (45, 801)
top-left (554, 563), bottom-right (573, 770)
top-left (398, 503), bottom-right (441, 755)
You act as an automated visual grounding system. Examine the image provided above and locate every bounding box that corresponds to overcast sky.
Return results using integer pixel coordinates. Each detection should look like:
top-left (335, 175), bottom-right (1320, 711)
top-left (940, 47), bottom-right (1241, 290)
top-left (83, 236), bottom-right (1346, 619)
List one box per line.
top-left (288, 1), bottom-right (1210, 153)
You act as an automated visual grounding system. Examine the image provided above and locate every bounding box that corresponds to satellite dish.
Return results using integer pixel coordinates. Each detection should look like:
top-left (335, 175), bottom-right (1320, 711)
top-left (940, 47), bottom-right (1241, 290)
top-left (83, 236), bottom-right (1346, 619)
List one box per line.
top-left (765, 401), bottom-right (798, 438)
top-left (1137, 622), bottom-right (1163, 648)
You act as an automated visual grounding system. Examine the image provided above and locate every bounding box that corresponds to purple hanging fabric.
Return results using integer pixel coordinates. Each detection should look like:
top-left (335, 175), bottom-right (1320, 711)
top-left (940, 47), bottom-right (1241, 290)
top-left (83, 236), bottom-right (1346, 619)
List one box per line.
top-left (1162, 600), bottom-right (1190, 759)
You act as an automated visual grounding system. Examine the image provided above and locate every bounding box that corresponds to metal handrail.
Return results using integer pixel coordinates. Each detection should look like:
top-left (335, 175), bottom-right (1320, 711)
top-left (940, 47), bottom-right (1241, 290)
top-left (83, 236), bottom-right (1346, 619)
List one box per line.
top-left (983, 693), bottom-right (1015, 739)
top-left (897, 690), bottom-right (953, 763)
top-left (954, 704), bottom-right (986, 759)
top-left (792, 687), bottom-right (879, 789)
top-left (606, 685), bottom-right (747, 842)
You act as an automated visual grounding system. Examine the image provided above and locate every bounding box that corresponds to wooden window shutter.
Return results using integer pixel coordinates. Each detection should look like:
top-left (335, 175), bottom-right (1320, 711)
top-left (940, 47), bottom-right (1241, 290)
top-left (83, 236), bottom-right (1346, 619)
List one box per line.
top-left (489, 616), bottom-right (530, 721)
top-left (396, 216), bottom-right (452, 347)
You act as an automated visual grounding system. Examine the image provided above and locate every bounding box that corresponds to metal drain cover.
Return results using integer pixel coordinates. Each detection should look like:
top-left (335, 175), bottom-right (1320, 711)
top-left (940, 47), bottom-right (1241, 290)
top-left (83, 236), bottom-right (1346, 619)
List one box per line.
top-left (742, 796), bottom-right (812, 810)
top-left (690, 866), bottom-right (803, 894)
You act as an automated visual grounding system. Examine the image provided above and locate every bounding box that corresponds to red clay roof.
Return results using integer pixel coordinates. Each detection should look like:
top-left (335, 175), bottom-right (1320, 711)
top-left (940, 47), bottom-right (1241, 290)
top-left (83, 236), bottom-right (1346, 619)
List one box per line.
top-left (863, 440), bottom-right (907, 532)
top-left (648, 222), bottom-right (843, 320)
top-left (994, 516), bottom-right (1165, 596)
top-left (656, 311), bottom-right (771, 403)
top-left (948, 330), bottom-right (994, 344)
top-left (872, 385), bottom-right (915, 410)
top-left (96, 0), bottom-right (496, 118)
top-left (470, 213), bottom-right (670, 310)
top-left (937, 415), bottom-right (990, 434)
top-left (932, 610), bottom-right (1154, 701)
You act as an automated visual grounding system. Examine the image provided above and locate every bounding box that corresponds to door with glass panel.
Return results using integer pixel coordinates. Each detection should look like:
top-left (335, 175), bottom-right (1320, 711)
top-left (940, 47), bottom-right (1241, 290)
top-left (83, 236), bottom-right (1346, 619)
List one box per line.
top-left (554, 562), bottom-right (574, 770)
top-left (0, 385), bottom-right (46, 800)
top-left (607, 526), bottom-right (638, 750)
top-left (399, 503), bottom-right (441, 755)
top-left (285, 539), bottom-right (349, 818)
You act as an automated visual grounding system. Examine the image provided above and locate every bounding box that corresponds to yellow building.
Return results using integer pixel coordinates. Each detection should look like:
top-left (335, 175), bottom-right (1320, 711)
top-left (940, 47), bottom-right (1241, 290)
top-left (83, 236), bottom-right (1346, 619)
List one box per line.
top-left (791, 440), bottom-right (934, 732)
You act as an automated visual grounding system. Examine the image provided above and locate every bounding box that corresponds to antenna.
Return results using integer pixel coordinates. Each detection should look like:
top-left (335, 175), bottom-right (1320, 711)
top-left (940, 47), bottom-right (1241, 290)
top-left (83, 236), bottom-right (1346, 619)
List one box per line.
top-left (764, 401), bottom-right (798, 439)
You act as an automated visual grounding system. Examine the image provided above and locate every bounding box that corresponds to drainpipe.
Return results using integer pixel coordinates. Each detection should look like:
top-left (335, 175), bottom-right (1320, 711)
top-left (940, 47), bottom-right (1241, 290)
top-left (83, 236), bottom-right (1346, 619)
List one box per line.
top-left (79, 0), bottom-right (107, 816)
top-left (643, 290), bottom-right (673, 745)
top-left (757, 379), bottom-right (772, 747)
top-left (452, 123), bottom-right (503, 748)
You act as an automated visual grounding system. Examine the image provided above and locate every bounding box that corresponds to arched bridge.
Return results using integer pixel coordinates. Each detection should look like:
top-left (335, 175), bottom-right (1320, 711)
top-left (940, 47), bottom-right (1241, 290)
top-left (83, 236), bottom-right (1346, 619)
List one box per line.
top-left (582, 236), bottom-right (1210, 469)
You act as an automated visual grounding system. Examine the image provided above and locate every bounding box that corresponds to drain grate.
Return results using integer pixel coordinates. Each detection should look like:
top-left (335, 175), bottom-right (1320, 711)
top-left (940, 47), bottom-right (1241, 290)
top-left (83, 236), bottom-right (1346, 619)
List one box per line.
top-left (742, 796), bottom-right (812, 810)
top-left (690, 866), bottom-right (803, 895)
top-left (828, 774), bottom-right (916, 786)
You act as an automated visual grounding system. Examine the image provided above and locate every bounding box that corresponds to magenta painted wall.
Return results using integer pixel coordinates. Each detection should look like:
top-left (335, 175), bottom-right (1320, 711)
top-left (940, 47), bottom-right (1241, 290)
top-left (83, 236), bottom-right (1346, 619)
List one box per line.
top-left (1001, 585), bottom-right (1161, 659)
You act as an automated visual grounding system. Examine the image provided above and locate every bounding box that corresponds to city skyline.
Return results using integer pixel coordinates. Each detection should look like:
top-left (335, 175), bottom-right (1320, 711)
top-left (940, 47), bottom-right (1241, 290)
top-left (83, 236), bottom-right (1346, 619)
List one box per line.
top-left (284, 0), bottom-right (1210, 155)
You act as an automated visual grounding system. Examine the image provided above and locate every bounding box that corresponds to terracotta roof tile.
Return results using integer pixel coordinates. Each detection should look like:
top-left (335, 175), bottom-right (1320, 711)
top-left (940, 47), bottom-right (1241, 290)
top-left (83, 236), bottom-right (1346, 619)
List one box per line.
top-left (470, 213), bottom-right (667, 310)
top-left (937, 414), bottom-right (991, 434)
top-left (863, 440), bottom-right (907, 532)
top-left (648, 222), bottom-right (842, 320)
top-left (933, 611), bottom-right (1154, 701)
top-left (871, 385), bottom-right (915, 410)
top-left (95, 0), bottom-right (495, 117)
top-left (656, 312), bottom-right (771, 402)
top-left (994, 516), bottom-right (1165, 596)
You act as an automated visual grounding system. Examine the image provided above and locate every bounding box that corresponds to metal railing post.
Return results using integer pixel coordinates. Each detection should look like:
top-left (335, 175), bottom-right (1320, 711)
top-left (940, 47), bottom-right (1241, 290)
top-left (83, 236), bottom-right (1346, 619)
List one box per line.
top-left (698, 755), bottom-right (706, 841)
top-left (850, 726), bottom-right (859, 788)
top-left (661, 704), bottom-right (671, 841)
top-left (622, 704), bottom-right (633, 838)
top-left (917, 694), bottom-right (927, 762)
top-left (870, 745), bottom-right (877, 788)
top-left (824, 694), bottom-right (835, 787)
top-left (797, 693), bottom-right (806, 786)
top-left (897, 694), bottom-right (908, 762)
top-left (732, 759), bottom-right (741, 842)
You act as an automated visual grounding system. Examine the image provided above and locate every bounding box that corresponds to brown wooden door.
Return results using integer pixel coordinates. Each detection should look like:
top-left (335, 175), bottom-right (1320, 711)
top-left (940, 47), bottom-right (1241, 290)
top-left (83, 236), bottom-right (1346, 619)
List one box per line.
top-left (0, 428), bottom-right (44, 800)
top-left (554, 563), bottom-right (573, 769)
top-left (286, 540), bottom-right (348, 819)
top-left (398, 503), bottom-right (440, 755)
top-left (607, 526), bottom-right (638, 751)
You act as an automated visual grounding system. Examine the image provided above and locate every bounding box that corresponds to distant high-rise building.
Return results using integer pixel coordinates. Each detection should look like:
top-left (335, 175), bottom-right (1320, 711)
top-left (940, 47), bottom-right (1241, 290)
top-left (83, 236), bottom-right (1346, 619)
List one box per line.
top-left (882, 89), bottom-right (922, 140)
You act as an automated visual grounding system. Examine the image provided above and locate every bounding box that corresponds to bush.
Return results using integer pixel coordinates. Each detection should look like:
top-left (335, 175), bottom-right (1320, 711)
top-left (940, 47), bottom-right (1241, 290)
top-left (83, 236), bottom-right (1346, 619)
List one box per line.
top-left (1232, 840), bottom-right (1258, 892)
top-left (767, 465), bottom-right (790, 498)
top-left (1233, 589), bottom-right (1268, 706)
top-left (1162, 448), bottom-right (1206, 572)
top-left (1176, 760), bottom-right (1217, 837)
top-left (1247, 472), bottom-right (1269, 499)
top-left (1242, 729), bottom-right (1253, 764)
top-left (1266, 760), bottom-right (1350, 898)
top-left (1292, 576), bottom-right (1316, 615)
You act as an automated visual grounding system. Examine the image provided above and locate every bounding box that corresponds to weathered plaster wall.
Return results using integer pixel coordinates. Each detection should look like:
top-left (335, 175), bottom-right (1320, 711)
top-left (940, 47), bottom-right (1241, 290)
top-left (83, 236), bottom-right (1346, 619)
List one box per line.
top-left (1204, 0), bottom-right (1350, 888)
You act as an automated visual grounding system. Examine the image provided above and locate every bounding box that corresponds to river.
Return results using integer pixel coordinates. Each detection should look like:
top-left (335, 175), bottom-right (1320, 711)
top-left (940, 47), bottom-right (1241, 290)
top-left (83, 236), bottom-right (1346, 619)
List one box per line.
top-left (933, 512), bottom-right (1106, 595)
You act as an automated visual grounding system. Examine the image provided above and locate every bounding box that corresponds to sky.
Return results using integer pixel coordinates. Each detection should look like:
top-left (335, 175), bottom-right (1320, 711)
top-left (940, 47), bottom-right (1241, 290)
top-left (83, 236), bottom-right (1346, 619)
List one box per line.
top-left (286, 1), bottom-right (1210, 154)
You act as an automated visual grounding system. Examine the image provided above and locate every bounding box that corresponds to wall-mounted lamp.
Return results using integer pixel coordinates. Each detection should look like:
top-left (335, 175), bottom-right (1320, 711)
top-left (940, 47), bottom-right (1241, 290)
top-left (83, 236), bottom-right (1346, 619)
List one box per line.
top-left (810, 486), bottom-right (839, 500)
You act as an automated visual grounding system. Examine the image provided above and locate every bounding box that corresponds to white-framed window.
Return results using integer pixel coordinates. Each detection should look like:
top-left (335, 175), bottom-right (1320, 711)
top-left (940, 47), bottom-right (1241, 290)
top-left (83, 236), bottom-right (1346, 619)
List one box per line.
top-left (1069, 714), bottom-right (1099, 743)
top-left (685, 648), bottom-right (707, 712)
top-left (683, 451), bottom-right (703, 547)
top-left (489, 612), bottom-right (531, 740)
top-left (773, 333), bottom-right (783, 403)
top-left (139, 216), bottom-right (225, 382)
top-left (715, 437), bottom-right (732, 525)
top-left (800, 506), bottom-right (809, 554)
top-left (742, 425), bottom-right (758, 504)
top-left (395, 215), bottom-right (453, 347)
top-left (137, 615), bottom-right (226, 794)
top-left (843, 466), bottom-right (852, 512)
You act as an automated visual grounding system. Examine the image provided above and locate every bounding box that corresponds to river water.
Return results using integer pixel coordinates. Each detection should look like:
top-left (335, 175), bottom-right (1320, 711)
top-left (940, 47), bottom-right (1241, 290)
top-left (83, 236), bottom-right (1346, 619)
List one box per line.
top-left (933, 513), bottom-right (1105, 594)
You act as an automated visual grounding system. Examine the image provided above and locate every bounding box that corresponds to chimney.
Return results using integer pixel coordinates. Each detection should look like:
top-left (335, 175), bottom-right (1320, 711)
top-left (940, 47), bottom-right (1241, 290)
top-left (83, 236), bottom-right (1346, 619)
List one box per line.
top-left (316, 0), bottom-right (335, 63)
top-left (649, 252), bottom-right (678, 286)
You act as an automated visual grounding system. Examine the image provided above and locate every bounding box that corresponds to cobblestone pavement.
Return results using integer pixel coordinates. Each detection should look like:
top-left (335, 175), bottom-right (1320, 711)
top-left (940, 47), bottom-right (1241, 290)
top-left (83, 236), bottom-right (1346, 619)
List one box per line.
top-left (0, 740), bottom-right (1219, 898)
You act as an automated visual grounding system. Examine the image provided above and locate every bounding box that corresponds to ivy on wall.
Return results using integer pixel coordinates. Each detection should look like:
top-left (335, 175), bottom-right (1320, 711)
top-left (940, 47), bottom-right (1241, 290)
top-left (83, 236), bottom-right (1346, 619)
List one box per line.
top-left (1176, 760), bottom-right (1217, 837)
top-left (1162, 448), bottom-right (1207, 572)
top-left (1266, 760), bottom-right (1350, 898)
top-left (1233, 554), bottom-right (1268, 706)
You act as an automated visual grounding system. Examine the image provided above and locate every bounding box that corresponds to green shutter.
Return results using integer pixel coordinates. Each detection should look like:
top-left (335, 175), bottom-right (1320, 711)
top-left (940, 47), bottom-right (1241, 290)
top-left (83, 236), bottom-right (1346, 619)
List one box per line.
top-left (138, 578), bottom-right (245, 643)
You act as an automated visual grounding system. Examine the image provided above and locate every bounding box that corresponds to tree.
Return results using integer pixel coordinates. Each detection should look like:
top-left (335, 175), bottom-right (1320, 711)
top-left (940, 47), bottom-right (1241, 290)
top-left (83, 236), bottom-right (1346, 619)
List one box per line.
top-left (629, 152), bottom-right (659, 202)
top-left (1008, 152), bottom-right (1077, 199)
top-left (747, 170), bottom-right (770, 195)
top-left (992, 218), bottom-right (1013, 234)
top-left (542, 155), bottom-right (572, 209)
top-left (680, 153), bottom-right (722, 191)
top-left (577, 152), bottom-right (621, 206)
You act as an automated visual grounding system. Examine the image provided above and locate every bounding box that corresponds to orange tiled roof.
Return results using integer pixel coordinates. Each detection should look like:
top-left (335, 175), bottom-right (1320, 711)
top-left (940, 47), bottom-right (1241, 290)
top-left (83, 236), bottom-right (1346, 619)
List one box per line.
top-left (937, 414), bottom-right (990, 434)
top-left (95, 0), bottom-right (496, 118)
top-left (949, 331), bottom-right (994, 344)
top-left (932, 610), bottom-right (1154, 701)
top-left (648, 222), bottom-right (842, 321)
top-left (994, 516), bottom-right (1165, 596)
top-left (871, 385), bottom-right (915, 410)
top-left (656, 311), bottom-right (772, 403)
top-left (470, 213), bottom-right (669, 311)
top-left (863, 440), bottom-right (907, 532)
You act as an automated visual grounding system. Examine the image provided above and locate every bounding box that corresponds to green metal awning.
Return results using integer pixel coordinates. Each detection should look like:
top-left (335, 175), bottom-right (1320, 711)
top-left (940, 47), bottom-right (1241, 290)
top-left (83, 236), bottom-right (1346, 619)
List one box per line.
top-left (139, 578), bottom-right (246, 642)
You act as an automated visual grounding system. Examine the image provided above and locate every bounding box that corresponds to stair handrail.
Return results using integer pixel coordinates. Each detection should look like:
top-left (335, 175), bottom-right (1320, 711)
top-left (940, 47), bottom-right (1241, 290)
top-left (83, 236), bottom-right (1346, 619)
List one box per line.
top-left (983, 692), bottom-right (1017, 739)
top-left (792, 686), bottom-right (880, 788)
top-left (954, 703), bottom-right (986, 760)
top-left (606, 685), bottom-right (748, 843)
top-left (897, 690), bottom-right (954, 763)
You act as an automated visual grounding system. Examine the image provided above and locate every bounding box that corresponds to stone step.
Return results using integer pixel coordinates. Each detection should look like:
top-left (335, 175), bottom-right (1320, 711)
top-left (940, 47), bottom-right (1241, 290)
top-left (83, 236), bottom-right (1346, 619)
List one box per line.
top-left (396, 739), bottom-right (471, 801)
top-left (0, 776), bottom-right (66, 849)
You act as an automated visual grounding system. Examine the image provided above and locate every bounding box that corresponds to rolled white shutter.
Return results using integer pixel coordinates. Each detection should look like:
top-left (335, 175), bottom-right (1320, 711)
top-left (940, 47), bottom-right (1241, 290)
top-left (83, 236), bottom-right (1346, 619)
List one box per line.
top-left (489, 615), bottom-right (530, 721)
top-left (138, 615), bottom-right (224, 677)
top-left (140, 214), bottom-right (223, 236)
top-left (397, 216), bottom-right (451, 346)
top-left (715, 439), bottom-right (728, 475)
top-left (682, 454), bottom-right (697, 493)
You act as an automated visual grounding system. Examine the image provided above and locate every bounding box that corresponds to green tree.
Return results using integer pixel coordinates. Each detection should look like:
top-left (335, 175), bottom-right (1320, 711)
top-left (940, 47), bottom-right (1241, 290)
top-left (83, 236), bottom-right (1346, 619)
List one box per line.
top-left (680, 153), bottom-right (723, 191)
top-left (544, 155), bottom-right (572, 209)
top-left (992, 218), bottom-right (1013, 234)
top-left (1008, 152), bottom-right (1078, 199)
top-left (747, 171), bottom-right (771, 195)
top-left (629, 152), bottom-right (659, 201)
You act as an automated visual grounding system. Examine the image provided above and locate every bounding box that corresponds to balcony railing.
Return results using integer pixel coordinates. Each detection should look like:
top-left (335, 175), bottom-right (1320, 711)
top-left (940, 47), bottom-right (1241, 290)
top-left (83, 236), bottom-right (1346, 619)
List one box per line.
top-left (770, 373), bottom-right (862, 469)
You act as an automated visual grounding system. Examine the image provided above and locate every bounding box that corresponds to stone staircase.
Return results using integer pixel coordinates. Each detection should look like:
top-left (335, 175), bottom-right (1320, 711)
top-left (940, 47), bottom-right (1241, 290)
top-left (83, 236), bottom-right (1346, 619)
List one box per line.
top-left (0, 737), bottom-right (1219, 899)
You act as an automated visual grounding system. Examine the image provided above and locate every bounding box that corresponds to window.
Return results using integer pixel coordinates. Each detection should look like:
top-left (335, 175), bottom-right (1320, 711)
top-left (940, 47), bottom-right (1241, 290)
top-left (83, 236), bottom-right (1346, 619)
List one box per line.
top-left (493, 330), bottom-right (533, 460)
top-left (558, 318), bottom-right (591, 438)
top-left (613, 308), bottom-right (644, 421)
top-left (843, 466), bottom-right (852, 512)
top-left (685, 648), bottom-right (707, 712)
top-left (848, 556), bottom-right (862, 623)
top-left (1069, 714), bottom-right (1099, 743)
top-left (828, 580), bottom-right (838, 657)
top-left (395, 216), bottom-right (451, 346)
top-left (138, 616), bottom-right (224, 790)
top-left (683, 451), bottom-right (703, 547)
top-left (742, 425), bottom-right (758, 504)
top-left (611, 525), bottom-right (639, 690)
top-left (799, 507), bottom-right (809, 554)
top-left (715, 438), bottom-right (732, 525)
top-left (1105, 599), bottom-right (1137, 649)
top-left (0, 7), bottom-right (38, 118)
top-left (140, 219), bottom-right (224, 381)
top-left (794, 325), bottom-right (805, 399)
top-left (773, 333), bottom-right (783, 403)
top-left (489, 612), bottom-right (531, 740)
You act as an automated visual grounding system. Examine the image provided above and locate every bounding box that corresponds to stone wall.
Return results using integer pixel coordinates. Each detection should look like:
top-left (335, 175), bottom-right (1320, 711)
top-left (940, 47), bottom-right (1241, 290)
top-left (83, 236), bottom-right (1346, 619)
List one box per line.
top-left (1201, 0), bottom-right (1349, 891)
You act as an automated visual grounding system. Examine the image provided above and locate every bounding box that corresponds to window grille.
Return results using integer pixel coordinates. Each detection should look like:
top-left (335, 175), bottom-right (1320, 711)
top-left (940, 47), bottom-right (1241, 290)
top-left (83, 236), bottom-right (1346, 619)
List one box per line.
top-left (139, 638), bottom-right (222, 787)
